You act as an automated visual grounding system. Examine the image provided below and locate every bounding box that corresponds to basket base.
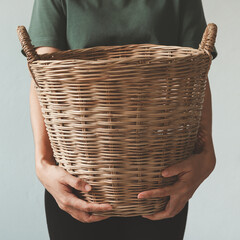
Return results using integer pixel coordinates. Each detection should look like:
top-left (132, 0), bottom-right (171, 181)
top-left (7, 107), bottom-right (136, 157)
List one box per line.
top-left (90, 197), bottom-right (169, 217)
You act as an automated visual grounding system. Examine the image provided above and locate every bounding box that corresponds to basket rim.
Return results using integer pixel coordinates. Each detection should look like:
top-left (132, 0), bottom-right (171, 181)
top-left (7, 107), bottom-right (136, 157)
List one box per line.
top-left (34, 43), bottom-right (206, 65)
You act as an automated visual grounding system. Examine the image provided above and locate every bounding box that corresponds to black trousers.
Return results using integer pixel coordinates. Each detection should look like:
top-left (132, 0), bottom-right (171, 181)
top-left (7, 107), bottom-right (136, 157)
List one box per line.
top-left (44, 188), bottom-right (188, 240)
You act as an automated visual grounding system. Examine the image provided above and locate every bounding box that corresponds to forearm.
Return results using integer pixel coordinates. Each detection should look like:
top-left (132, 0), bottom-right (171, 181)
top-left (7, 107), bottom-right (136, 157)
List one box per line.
top-left (194, 77), bottom-right (213, 153)
top-left (198, 76), bottom-right (214, 149)
top-left (29, 78), bottom-right (56, 169)
top-left (29, 47), bottom-right (60, 171)
top-left (194, 76), bottom-right (216, 176)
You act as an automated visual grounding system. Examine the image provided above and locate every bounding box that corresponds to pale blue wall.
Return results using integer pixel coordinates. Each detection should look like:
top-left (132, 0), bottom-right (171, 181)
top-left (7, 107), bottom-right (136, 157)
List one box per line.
top-left (0, 0), bottom-right (239, 239)
top-left (185, 0), bottom-right (240, 239)
top-left (0, 0), bottom-right (49, 239)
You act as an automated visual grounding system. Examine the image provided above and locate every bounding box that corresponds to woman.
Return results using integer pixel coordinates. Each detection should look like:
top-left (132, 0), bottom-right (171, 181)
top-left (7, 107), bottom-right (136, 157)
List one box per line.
top-left (24, 0), bottom-right (218, 239)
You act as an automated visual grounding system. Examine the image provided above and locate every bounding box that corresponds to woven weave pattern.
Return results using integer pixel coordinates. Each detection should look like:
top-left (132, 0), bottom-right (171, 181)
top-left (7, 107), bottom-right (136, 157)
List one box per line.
top-left (18, 23), bottom-right (217, 217)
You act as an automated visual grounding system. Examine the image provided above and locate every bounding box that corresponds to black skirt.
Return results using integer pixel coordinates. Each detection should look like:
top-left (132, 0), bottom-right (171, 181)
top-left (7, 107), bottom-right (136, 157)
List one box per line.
top-left (44, 188), bottom-right (188, 240)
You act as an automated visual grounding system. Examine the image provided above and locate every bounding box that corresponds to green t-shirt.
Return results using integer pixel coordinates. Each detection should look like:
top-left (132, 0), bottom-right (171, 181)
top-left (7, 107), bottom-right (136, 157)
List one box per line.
top-left (22, 0), bottom-right (218, 59)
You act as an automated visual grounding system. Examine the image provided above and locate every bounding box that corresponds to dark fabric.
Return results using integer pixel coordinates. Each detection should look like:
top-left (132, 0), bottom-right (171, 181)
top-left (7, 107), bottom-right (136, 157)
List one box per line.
top-left (22, 0), bottom-right (217, 59)
top-left (44, 188), bottom-right (189, 240)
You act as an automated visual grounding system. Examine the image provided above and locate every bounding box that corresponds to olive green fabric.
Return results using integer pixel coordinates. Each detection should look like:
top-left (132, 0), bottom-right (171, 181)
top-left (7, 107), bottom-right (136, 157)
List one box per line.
top-left (22, 0), bottom-right (217, 59)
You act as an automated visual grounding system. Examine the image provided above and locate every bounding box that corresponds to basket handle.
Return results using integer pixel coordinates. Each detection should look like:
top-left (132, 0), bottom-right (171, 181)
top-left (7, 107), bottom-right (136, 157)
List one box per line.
top-left (17, 26), bottom-right (40, 62)
top-left (17, 26), bottom-right (41, 87)
top-left (199, 23), bottom-right (217, 58)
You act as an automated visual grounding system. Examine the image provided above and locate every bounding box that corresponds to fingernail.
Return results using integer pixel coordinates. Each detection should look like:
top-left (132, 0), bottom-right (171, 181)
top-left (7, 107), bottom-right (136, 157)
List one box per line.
top-left (85, 184), bottom-right (91, 191)
top-left (138, 194), bottom-right (145, 199)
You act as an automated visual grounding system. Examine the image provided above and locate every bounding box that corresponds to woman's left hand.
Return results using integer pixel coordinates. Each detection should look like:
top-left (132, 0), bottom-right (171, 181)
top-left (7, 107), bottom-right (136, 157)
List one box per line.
top-left (138, 147), bottom-right (216, 220)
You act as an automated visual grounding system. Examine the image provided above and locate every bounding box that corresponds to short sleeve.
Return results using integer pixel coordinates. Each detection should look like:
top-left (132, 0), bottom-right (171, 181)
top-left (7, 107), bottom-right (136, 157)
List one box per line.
top-left (21, 0), bottom-right (67, 57)
top-left (178, 0), bottom-right (218, 60)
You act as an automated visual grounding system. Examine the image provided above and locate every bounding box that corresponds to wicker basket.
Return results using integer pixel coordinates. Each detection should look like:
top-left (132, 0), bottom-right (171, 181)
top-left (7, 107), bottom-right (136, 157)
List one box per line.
top-left (17, 23), bottom-right (217, 217)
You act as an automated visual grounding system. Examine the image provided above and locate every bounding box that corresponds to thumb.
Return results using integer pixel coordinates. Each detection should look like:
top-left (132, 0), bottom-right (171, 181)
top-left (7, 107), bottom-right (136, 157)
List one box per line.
top-left (63, 173), bottom-right (92, 193)
top-left (162, 161), bottom-right (187, 177)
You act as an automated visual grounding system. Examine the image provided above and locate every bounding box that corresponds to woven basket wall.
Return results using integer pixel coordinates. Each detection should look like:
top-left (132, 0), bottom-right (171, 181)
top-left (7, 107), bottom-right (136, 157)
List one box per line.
top-left (18, 23), bottom-right (217, 217)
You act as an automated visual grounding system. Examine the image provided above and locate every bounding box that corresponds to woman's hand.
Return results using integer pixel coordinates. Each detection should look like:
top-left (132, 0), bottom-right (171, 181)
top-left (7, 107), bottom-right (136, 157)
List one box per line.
top-left (36, 161), bottom-right (113, 223)
top-left (137, 146), bottom-right (216, 220)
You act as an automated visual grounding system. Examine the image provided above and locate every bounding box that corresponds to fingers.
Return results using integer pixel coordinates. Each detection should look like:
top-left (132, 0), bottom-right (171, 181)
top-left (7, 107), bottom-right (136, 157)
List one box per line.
top-left (43, 165), bottom-right (112, 223)
top-left (142, 195), bottom-right (187, 220)
top-left (59, 170), bottom-right (92, 193)
top-left (55, 169), bottom-right (113, 223)
top-left (86, 213), bottom-right (111, 223)
top-left (57, 191), bottom-right (113, 223)
top-left (65, 206), bottom-right (111, 223)
top-left (35, 47), bottom-right (60, 55)
top-left (138, 182), bottom-right (182, 199)
top-left (162, 159), bottom-right (191, 177)
top-left (58, 191), bottom-right (112, 213)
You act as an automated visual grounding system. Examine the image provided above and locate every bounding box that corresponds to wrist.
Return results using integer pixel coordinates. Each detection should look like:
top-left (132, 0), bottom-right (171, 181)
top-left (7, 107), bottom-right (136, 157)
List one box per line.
top-left (35, 153), bottom-right (56, 178)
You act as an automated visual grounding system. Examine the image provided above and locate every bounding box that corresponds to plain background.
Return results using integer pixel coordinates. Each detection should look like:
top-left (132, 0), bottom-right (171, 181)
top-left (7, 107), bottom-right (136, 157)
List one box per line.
top-left (1, 0), bottom-right (239, 239)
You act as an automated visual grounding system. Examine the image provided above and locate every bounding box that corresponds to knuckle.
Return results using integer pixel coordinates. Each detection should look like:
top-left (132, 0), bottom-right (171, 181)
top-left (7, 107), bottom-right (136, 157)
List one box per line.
top-left (74, 179), bottom-right (85, 190)
top-left (84, 205), bottom-right (91, 213)
top-left (72, 180), bottom-right (81, 189)
top-left (60, 196), bottom-right (69, 206)
top-left (58, 202), bottom-right (67, 211)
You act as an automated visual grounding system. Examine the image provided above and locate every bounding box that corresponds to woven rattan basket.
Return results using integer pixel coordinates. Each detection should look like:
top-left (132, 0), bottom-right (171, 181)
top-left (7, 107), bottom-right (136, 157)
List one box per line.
top-left (18, 23), bottom-right (217, 217)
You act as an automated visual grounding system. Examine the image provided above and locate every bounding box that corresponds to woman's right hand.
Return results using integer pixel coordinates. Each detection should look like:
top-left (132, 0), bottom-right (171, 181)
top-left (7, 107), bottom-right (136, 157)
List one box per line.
top-left (36, 161), bottom-right (113, 223)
